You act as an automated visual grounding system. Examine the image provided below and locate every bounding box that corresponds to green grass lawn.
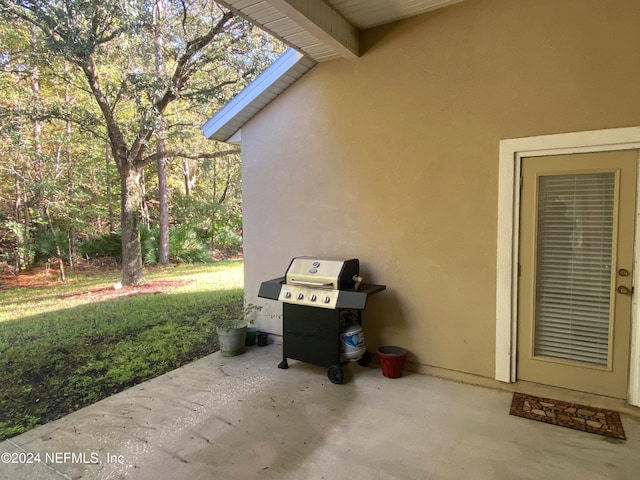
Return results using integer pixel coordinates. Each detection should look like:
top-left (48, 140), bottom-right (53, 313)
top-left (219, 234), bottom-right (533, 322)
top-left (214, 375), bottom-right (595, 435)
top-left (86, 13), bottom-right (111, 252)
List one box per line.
top-left (0, 260), bottom-right (244, 441)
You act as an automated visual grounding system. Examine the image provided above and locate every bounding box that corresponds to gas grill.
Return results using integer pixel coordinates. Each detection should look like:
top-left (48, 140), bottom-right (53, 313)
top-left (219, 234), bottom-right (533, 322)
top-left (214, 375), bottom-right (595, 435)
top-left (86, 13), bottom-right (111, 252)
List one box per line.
top-left (258, 256), bottom-right (386, 384)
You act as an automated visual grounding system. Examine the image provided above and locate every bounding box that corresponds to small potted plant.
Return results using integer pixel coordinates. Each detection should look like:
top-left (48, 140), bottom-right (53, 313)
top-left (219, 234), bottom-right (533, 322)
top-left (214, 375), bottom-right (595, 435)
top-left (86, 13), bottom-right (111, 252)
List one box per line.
top-left (216, 300), bottom-right (262, 356)
top-left (244, 302), bottom-right (262, 346)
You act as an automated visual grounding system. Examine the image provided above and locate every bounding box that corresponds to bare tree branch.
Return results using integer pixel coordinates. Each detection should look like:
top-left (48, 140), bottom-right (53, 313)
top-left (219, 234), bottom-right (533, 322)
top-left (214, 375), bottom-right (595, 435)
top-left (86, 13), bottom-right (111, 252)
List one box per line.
top-left (139, 148), bottom-right (240, 168)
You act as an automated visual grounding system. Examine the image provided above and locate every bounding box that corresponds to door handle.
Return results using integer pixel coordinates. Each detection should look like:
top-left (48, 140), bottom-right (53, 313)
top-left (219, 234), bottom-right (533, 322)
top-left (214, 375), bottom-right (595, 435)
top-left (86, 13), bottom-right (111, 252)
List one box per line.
top-left (617, 285), bottom-right (633, 295)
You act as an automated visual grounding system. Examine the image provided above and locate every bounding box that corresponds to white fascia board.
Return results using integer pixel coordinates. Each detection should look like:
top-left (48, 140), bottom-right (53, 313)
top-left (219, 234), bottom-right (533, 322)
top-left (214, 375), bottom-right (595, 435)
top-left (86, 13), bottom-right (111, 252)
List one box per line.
top-left (202, 48), bottom-right (314, 142)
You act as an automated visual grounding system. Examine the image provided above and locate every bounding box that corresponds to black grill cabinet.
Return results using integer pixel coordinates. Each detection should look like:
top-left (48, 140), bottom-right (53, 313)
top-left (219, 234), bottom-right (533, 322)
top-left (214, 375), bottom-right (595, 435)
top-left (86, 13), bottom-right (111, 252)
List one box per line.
top-left (258, 272), bottom-right (386, 384)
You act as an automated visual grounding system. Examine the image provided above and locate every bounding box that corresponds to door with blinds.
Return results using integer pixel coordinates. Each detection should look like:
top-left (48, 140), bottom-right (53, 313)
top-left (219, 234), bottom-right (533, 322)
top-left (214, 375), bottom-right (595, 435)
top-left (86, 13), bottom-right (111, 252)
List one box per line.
top-left (518, 151), bottom-right (637, 399)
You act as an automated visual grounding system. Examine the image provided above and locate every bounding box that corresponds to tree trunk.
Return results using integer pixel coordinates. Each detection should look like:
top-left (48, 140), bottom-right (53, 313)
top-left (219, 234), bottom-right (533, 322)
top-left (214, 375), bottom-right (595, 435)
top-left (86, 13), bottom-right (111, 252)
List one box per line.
top-left (65, 63), bottom-right (76, 273)
top-left (46, 217), bottom-right (66, 282)
top-left (30, 61), bottom-right (46, 266)
top-left (12, 171), bottom-right (23, 271)
top-left (154, 0), bottom-right (170, 265)
top-left (105, 141), bottom-right (116, 233)
top-left (139, 169), bottom-right (150, 227)
top-left (183, 158), bottom-right (191, 197)
top-left (157, 138), bottom-right (170, 265)
top-left (120, 163), bottom-right (144, 285)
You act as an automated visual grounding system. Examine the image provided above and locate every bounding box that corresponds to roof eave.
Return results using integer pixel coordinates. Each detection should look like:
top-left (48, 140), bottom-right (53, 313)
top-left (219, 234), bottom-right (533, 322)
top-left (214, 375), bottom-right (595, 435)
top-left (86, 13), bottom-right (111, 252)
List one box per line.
top-left (202, 48), bottom-right (316, 143)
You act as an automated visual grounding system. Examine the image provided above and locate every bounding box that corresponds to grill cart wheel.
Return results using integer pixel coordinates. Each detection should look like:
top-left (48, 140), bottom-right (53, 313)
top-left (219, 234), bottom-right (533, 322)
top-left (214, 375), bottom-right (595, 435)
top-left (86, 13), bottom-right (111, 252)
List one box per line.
top-left (328, 365), bottom-right (344, 384)
top-left (357, 350), bottom-right (371, 367)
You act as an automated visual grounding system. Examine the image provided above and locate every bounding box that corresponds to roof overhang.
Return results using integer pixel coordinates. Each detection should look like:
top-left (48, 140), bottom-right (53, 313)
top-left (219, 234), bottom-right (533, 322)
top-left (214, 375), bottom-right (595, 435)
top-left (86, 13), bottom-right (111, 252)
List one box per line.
top-left (201, 48), bottom-right (316, 143)
top-left (203, 0), bottom-right (464, 143)
top-left (217, 0), bottom-right (463, 62)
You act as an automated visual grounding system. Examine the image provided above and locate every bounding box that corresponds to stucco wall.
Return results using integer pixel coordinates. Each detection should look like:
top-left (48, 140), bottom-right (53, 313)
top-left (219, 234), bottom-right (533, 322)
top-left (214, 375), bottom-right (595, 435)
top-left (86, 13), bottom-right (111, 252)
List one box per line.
top-left (240, 0), bottom-right (640, 380)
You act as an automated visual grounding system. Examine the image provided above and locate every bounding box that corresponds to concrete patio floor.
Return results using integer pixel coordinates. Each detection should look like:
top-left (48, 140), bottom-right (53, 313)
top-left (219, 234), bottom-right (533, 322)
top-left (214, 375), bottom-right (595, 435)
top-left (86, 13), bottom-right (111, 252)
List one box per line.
top-left (2, 344), bottom-right (639, 480)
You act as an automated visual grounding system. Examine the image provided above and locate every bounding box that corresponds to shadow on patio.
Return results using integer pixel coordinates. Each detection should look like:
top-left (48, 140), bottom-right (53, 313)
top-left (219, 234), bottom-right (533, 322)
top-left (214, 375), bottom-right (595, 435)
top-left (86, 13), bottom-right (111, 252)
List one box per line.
top-left (2, 344), bottom-right (639, 479)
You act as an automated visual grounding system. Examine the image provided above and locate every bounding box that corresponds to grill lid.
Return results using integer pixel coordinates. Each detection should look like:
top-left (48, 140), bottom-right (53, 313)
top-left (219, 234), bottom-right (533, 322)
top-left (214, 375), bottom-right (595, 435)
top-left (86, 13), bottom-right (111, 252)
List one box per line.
top-left (285, 257), bottom-right (359, 290)
top-left (275, 257), bottom-right (360, 309)
top-left (258, 256), bottom-right (385, 310)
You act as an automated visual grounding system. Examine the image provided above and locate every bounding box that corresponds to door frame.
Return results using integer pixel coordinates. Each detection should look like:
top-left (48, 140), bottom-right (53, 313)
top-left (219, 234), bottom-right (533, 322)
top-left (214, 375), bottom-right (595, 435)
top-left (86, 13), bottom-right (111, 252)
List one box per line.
top-left (495, 126), bottom-right (640, 406)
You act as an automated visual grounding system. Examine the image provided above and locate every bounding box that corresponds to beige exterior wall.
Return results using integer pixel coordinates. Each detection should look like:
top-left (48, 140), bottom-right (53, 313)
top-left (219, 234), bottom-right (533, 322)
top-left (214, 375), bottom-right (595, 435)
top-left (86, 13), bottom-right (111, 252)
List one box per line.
top-left (241, 0), bottom-right (640, 380)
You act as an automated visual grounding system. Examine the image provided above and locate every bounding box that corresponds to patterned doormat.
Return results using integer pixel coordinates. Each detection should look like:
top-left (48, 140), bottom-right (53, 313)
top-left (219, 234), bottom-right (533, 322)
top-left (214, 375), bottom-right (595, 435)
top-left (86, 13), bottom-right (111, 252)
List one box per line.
top-left (509, 392), bottom-right (626, 440)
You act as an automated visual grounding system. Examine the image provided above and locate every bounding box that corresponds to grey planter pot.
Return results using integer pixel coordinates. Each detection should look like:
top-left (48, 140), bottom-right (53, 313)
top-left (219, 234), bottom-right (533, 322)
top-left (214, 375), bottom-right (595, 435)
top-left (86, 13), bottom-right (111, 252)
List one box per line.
top-left (217, 324), bottom-right (247, 357)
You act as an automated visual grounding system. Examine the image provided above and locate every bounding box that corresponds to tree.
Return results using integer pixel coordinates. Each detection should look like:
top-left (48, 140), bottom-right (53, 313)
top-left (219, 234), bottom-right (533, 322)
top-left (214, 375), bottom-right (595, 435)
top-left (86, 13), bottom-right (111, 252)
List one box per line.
top-left (154, 0), bottom-right (170, 265)
top-left (0, 0), bottom-right (281, 284)
top-left (1, 18), bottom-right (122, 272)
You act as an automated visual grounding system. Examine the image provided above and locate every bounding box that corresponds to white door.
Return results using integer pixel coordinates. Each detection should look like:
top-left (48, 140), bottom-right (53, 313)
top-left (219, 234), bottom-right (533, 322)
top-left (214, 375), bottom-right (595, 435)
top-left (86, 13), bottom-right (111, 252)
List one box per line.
top-left (518, 151), bottom-right (637, 399)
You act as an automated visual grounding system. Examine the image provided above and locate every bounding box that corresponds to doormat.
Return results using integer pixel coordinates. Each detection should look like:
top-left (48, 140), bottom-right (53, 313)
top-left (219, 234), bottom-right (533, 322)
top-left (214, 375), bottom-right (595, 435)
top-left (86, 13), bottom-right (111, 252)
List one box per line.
top-left (509, 392), bottom-right (626, 440)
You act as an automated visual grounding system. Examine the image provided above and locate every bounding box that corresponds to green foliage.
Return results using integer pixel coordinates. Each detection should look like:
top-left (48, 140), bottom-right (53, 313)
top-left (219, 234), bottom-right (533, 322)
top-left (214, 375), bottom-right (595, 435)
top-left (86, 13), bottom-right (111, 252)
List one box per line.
top-left (171, 192), bottom-right (243, 255)
top-left (141, 223), bottom-right (213, 265)
top-left (168, 224), bottom-right (211, 264)
top-left (34, 226), bottom-right (68, 259)
top-left (77, 231), bottom-right (123, 261)
top-left (0, 261), bottom-right (244, 440)
top-left (215, 225), bottom-right (243, 254)
top-left (4, 220), bottom-right (35, 268)
top-left (141, 224), bottom-right (160, 265)
top-left (77, 224), bottom-right (226, 265)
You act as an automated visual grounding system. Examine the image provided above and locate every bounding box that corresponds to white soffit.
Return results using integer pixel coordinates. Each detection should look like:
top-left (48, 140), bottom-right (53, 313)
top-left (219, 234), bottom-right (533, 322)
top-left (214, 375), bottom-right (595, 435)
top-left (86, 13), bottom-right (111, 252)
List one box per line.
top-left (201, 48), bottom-right (316, 142)
top-left (217, 0), bottom-right (463, 62)
top-left (327, 0), bottom-right (465, 30)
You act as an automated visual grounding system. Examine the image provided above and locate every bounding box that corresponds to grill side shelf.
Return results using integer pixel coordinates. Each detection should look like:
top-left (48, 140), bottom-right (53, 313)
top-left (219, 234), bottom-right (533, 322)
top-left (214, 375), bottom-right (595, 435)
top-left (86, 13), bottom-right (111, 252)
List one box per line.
top-left (336, 284), bottom-right (386, 309)
top-left (258, 277), bottom-right (285, 300)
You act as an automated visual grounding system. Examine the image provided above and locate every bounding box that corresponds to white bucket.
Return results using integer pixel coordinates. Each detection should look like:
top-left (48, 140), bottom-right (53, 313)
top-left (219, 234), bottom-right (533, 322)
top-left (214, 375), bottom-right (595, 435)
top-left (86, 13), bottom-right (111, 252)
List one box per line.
top-left (340, 324), bottom-right (366, 360)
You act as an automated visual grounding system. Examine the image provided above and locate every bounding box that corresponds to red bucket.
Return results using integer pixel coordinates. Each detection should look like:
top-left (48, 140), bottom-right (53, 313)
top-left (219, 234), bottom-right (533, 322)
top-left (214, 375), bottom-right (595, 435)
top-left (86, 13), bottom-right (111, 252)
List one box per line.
top-left (377, 346), bottom-right (407, 378)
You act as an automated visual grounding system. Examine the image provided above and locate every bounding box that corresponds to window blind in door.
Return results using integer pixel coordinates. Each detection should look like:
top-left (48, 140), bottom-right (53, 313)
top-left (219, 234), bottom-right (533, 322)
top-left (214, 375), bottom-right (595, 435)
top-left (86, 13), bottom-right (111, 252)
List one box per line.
top-left (534, 172), bottom-right (615, 366)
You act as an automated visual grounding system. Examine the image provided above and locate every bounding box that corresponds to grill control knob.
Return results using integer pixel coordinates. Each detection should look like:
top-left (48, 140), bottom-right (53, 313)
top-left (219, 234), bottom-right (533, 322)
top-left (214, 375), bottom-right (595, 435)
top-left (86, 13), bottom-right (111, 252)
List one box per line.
top-left (285, 291), bottom-right (291, 299)
top-left (324, 296), bottom-right (331, 304)
top-left (310, 294), bottom-right (317, 302)
top-left (297, 293), bottom-right (304, 300)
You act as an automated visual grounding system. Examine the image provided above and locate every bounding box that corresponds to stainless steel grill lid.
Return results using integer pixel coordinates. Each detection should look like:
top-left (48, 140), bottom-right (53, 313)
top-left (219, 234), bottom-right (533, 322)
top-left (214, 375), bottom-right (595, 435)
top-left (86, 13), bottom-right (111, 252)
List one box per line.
top-left (284, 257), bottom-right (359, 290)
top-left (258, 256), bottom-right (384, 310)
top-left (276, 257), bottom-right (359, 309)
